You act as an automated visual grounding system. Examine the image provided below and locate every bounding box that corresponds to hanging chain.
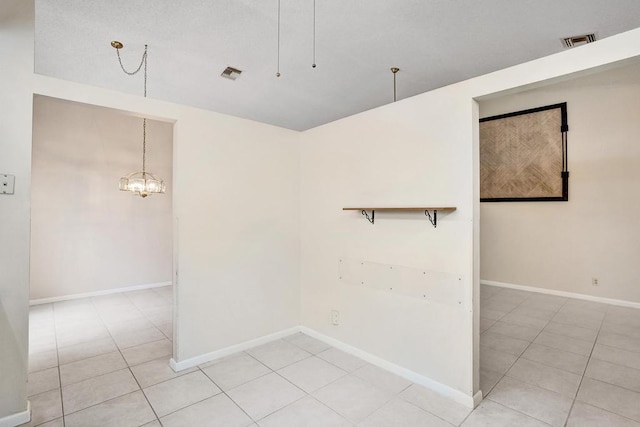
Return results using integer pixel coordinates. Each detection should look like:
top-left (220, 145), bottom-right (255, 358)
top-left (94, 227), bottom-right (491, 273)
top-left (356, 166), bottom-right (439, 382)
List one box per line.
top-left (142, 118), bottom-right (147, 174)
top-left (114, 44), bottom-right (149, 174)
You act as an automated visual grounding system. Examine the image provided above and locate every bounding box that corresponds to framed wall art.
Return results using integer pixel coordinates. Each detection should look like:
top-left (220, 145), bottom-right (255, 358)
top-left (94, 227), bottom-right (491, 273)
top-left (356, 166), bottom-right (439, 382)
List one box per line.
top-left (480, 102), bottom-right (569, 202)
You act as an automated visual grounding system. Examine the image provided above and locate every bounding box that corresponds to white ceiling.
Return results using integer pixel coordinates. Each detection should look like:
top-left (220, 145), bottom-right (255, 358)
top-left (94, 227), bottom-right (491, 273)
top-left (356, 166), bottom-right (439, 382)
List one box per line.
top-left (35, 1), bottom-right (640, 131)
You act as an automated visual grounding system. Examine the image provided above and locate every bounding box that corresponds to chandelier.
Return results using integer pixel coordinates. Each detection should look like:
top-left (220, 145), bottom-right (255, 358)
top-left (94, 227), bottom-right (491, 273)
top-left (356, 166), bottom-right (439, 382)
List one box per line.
top-left (112, 41), bottom-right (166, 198)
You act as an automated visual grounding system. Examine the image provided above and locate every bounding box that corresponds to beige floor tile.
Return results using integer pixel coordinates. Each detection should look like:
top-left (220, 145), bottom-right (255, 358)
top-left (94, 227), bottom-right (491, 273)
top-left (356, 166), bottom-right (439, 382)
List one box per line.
top-left (130, 357), bottom-right (196, 388)
top-left (499, 312), bottom-right (549, 330)
top-left (29, 350), bottom-right (58, 373)
top-left (62, 368), bottom-right (139, 414)
top-left (486, 321), bottom-right (542, 342)
top-left (282, 333), bottom-right (331, 354)
top-left (577, 377), bottom-right (640, 422)
top-left (352, 363), bottom-right (411, 394)
top-left (112, 326), bottom-right (166, 350)
top-left (143, 370), bottom-right (221, 417)
top-left (227, 372), bottom-right (305, 420)
top-left (520, 343), bottom-right (588, 375)
top-left (278, 356), bottom-right (347, 393)
top-left (506, 358), bottom-right (581, 396)
top-left (64, 390), bottom-right (156, 427)
top-left (55, 324), bottom-right (111, 348)
top-left (479, 346), bottom-right (517, 375)
top-left (479, 318), bottom-right (496, 333)
top-left (543, 321), bottom-right (598, 342)
top-left (104, 317), bottom-right (155, 336)
top-left (29, 389), bottom-right (62, 426)
top-left (258, 396), bottom-right (350, 427)
top-left (57, 337), bottom-right (118, 365)
top-left (567, 401), bottom-right (640, 427)
top-left (201, 352), bottom-right (271, 391)
top-left (533, 331), bottom-right (594, 356)
top-left (59, 351), bottom-right (127, 385)
top-left (601, 321), bottom-right (640, 340)
top-left (488, 376), bottom-right (572, 426)
top-left (27, 418), bottom-right (64, 427)
top-left (509, 306), bottom-right (556, 321)
top-left (462, 399), bottom-right (549, 427)
top-left (597, 331), bottom-right (640, 353)
top-left (314, 375), bottom-right (393, 423)
top-left (360, 397), bottom-right (452, 427)
top-left (400, 385), bottom-right (472, 425)
top-left (552, 311), bottom-right (603, 331)
top-left (479, 308), bottom-right (508, 321)
top-left (316, 348), bottom-right (367, 372)
top-left (121, 338), bottom-right (172, 366)
top-left (160, 393), bottom-right (253, 427)
top-left (480, 332), bottom-right (530, 356)
top-left (27, 367), bottom-right (60, 397)
top-left (479, 368), bottom-right (502, 396)
top-left (246, 339), bottom-right (311, 371)
top-left (585, 358), bottom-right (640, 393)
top-left (592, 344), bottom-right (640, 370)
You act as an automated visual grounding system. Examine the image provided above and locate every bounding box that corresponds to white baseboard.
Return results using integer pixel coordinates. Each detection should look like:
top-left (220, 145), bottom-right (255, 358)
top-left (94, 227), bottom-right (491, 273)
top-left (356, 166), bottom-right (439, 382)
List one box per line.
top-left (299, 327), bottom-right (477, 408)
top-left (481, 279), bottom-right (640, 310)
top-left (170, 326), bottom-right (302, 372)
top-left (29, 281), bottom-right (172, 306)
top-left (169, 324), bottom-right (477, 408)
top-left (0, 401), bottom-right (30, 427)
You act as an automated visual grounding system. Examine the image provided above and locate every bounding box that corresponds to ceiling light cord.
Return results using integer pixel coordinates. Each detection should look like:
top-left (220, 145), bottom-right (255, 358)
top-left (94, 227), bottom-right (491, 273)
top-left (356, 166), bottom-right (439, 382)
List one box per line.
top-left (312, 0), bottom-right (316, 68)
top-left (276, 0), bottom-right (281, 77)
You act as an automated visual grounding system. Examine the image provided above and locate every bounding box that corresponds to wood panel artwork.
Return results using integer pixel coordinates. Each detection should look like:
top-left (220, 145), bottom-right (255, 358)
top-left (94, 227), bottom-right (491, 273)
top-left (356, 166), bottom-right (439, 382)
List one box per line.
top-left (480, 103), bottom-right (569, 202)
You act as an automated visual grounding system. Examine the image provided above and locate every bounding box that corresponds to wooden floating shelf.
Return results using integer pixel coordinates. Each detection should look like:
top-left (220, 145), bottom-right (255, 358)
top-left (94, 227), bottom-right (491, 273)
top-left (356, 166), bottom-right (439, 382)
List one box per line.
top-left (343, 207), bottom-right (456, 228)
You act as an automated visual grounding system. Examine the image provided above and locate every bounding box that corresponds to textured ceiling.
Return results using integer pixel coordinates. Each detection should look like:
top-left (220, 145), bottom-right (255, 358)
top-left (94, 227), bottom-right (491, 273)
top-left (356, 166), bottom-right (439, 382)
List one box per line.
top-left (35, 0), bottom-right (640, 131)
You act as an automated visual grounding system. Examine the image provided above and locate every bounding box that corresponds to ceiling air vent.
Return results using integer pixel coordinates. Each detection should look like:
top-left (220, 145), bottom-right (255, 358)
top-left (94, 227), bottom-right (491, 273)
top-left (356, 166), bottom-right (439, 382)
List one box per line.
top-left (221, 66), bottom-right (242, 80)
top-left (562, 33), bottom-right (597, 48)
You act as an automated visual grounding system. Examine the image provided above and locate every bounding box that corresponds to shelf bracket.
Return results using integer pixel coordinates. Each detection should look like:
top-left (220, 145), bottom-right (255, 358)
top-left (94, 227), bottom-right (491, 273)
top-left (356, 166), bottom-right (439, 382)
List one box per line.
top-left (361, 209), bottom-right (375, 224)
top-left (424, 209), bottom-right (438, 228)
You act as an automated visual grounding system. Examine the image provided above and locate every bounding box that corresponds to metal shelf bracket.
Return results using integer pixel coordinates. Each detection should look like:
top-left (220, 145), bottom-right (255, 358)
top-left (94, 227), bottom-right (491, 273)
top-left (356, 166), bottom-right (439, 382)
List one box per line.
top-left (361, 209), bottom-right (375, 224)
top-left (424, 209), bottom-right (438, 228)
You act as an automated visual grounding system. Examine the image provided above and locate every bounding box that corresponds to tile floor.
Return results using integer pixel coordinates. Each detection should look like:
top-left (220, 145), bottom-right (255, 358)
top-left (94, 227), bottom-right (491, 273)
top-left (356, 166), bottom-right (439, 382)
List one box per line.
top-left (22, 284), bottom-right (640, 426)
top-left (480, 284), bottom-right (640, 426)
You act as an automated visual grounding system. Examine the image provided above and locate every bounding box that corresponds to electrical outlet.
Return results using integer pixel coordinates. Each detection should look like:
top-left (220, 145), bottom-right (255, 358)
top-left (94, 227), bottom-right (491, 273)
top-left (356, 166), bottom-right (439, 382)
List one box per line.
top-left (592, 277), bottom-right (599, 286)
top-left (1, 174), bottom-right (15, 195)
top-left (331, 310), bottom-right (340, 325)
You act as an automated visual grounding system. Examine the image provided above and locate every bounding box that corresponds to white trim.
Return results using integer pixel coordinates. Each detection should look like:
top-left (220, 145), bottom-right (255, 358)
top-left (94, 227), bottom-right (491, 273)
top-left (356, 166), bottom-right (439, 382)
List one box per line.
top-left (481, 279), bottom-right (640, 310)
top-left (299, 327), bottom-right (476, 408)
top-left (29, 281), bottom-right (172, 306)
top-left (169, 325), bottom-right (476, 408)
top-left (170, 326), bottom-right (302, 372)
top-left (0, 401), bottom-right (30, 427)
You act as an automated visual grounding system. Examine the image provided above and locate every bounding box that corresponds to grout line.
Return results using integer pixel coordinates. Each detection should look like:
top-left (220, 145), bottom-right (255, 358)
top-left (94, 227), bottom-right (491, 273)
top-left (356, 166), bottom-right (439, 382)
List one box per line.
top-left (90, 296), bottom-right (162, 425)
top-left (51, 302), bottom-right (66, 427)
top-left (562, 309), bottom-right (603, 427)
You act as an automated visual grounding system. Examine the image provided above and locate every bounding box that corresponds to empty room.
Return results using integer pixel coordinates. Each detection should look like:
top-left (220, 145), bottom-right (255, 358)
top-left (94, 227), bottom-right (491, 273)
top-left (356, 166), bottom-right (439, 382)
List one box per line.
top-left (2, 1), bottom-right (640, 427)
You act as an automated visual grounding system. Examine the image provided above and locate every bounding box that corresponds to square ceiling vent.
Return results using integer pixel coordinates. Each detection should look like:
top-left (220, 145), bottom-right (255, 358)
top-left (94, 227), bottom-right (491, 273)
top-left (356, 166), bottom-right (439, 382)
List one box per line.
top-left (221, 66), bottom-right (242, 80)
top-left (562, 33), bottom-right (597, 48)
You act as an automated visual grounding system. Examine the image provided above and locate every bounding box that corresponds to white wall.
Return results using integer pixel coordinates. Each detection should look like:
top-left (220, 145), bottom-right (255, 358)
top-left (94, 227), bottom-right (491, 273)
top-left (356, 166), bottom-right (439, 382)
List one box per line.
top-left (3, 0), bottom-right (640, 420)
top-left (30, 75), bottom-right (302, 364)
top-left (0, 0), bottom-right (33, 421)
top-left (299, 30), bottom-right (640, 405)
top-left (30, 96), bottom-right (173, 300)
top-left (480, 62), bottom-right (640, 303)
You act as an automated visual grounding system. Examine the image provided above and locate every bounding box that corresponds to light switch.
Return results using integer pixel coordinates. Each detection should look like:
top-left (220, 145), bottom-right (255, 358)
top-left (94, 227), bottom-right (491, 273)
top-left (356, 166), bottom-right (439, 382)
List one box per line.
top-left (1, 174), bottom-right (15, 194)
